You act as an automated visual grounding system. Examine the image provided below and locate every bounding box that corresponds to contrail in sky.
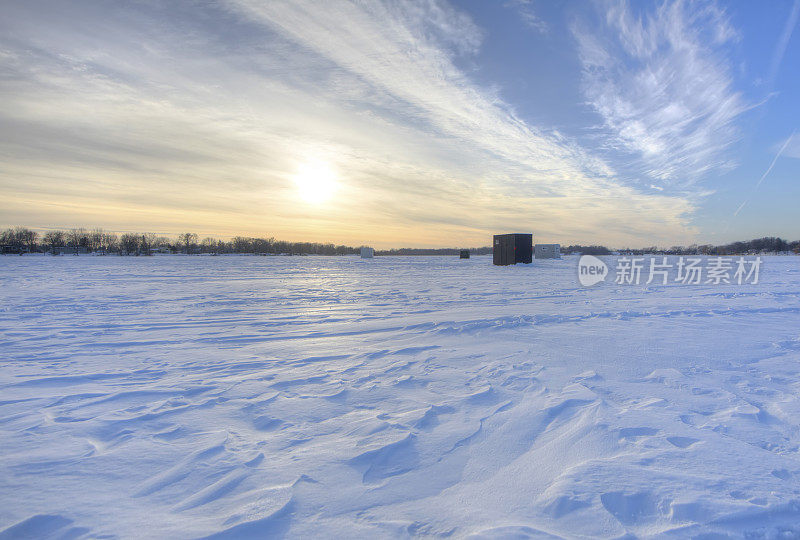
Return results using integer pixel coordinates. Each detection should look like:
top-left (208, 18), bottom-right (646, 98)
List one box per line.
top-left (734, 131), bottom-right (795, 217)
top-left (767, 0), bottom-right (800, 89)
top-left (733, 0), bottom-right (799, 219)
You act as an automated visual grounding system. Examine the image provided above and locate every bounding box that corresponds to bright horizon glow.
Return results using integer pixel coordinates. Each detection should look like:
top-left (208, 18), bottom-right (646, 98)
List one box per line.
top-left (293, 162), bottom-right (338, 205)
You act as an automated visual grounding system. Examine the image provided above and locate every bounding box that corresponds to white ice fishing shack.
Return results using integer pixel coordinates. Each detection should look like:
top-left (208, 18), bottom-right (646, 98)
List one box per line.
top-left (534, 244), bottom-right (560, 259)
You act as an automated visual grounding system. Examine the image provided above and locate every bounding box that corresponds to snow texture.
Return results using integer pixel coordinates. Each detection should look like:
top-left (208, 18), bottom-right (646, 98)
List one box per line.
top-left (1, 255), bottom-right (800, 538)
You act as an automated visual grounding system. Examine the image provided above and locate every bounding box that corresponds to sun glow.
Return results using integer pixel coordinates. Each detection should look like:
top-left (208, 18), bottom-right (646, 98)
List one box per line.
top-left (292, 161), bottom-right (337, 204)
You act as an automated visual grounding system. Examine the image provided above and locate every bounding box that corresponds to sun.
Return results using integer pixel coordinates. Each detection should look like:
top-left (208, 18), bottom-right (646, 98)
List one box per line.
top-left (293, 161), bottom-right (337, 204)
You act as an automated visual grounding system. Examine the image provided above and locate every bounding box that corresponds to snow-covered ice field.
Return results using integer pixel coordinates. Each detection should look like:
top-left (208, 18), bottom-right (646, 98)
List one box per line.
top-left (2, 254), bottom-right (800, 538)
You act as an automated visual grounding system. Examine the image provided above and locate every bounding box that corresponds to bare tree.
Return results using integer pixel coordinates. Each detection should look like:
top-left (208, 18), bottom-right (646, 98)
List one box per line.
top-left (200, 237), bottom-right (218, 254)
top-left (102, 232), bottom-right (119, 253)
top-left (178, 232), bottom-right (198, 254)
top-left (89, 229), bottom-right (104, 252)
top-left (233, 236), bottom-right (252, 253)
top-left (43, 230), bottom-right (66, 253)
top-left (154, 236), bottom-right (171, 252)
top-left (66, 228), bottom-right (90, 254)
top-left (119, 233), bottom-right (140, 255)
top-left (140, 232), bottom-right (157, 255)
top-left (22, 228), bottom-right (38, 252)
top-left (2, 227), bottom-right (38, 252)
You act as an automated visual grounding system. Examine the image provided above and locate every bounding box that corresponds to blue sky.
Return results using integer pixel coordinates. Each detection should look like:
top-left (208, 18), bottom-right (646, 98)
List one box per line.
top-left (0, 0), bottom-right (797, 248)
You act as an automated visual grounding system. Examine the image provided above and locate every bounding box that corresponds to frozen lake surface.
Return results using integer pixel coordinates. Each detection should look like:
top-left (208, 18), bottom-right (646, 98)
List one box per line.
top-left (2, 255), bottom-right (800, 538)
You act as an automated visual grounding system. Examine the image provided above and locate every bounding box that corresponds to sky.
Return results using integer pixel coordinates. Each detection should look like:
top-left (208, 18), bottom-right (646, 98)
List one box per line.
top-left (0, 0), bottom-right (798, 248)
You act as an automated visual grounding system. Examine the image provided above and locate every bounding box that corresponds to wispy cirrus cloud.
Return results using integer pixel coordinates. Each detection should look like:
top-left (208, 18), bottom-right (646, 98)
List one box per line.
top-left (0, 0), bottom-right (698, 246)
top-left (574, 1), bottom-right (747, 185)
top-left (226, 0), bottom-right (598, 192)
top-left (223, 0), bottom-right (695, 239)
top-left (503, 0), bottom-right (549, 34)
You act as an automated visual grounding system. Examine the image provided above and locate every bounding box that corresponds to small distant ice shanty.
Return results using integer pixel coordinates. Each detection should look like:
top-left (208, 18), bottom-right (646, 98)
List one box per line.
top-left (534, 244), bottom-right (561, 259)
top-left (493, 234), bottom-right (533, 265)
top-left (460, 250), bottom-right (470, 259)
top-left (360, 247), bottom-right (374, 259)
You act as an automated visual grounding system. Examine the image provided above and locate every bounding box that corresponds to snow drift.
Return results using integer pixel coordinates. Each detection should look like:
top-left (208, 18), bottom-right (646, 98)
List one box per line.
top-left (1, 255), bottom-right (799, 538)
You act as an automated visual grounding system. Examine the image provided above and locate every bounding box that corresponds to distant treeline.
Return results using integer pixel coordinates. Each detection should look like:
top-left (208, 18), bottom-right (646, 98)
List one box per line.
top-left (1, 227), bottom-right (799, 256)
top-left (561, 245), bottom-right (614, 255)
top-left (617, 237), bottom-right (799, 256)
top-left (375, 247), bottom-right (493, 256)
top-left (565, 238), bottom-right (800, 255)
top-left (0, 227), bottom-right (359, 256)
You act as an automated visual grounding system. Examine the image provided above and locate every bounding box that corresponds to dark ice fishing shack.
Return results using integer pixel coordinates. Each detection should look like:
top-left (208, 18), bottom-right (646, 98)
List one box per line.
top-left (493, 233), bottom-right (533, 265)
